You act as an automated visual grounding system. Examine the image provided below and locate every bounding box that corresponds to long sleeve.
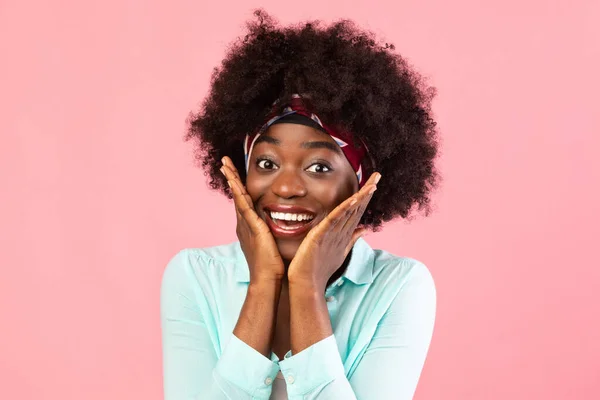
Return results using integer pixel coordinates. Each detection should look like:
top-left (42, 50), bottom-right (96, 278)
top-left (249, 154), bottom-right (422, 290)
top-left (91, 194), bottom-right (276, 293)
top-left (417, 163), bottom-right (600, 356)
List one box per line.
top-left (160, 250), bottom-right (280, 400)
top-left (277, 262), bottom-right (437, 399)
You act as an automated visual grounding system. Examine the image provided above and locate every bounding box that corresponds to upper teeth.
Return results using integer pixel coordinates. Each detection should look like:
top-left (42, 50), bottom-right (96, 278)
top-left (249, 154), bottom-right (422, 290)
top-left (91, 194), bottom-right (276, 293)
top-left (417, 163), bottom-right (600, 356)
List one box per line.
top-left (270, 212), bottom-right (314, 222)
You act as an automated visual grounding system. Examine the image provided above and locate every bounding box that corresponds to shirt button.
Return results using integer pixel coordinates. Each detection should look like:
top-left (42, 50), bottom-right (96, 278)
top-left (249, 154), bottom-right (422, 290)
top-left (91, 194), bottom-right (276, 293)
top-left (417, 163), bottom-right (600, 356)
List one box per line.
top-left (326, 296), bottom-right (335, 302)
top-left (286, 375), bottom-right (295, 384)
top-left (264, 377), bottom-right (273, 386)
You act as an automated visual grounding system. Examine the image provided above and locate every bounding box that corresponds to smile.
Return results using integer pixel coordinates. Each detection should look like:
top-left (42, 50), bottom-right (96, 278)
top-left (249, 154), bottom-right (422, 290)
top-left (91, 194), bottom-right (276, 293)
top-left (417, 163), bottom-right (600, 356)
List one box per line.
top-left (270, 211), bottom-right (314, 225)
top-left (264, 208), bottom-right (316, 238)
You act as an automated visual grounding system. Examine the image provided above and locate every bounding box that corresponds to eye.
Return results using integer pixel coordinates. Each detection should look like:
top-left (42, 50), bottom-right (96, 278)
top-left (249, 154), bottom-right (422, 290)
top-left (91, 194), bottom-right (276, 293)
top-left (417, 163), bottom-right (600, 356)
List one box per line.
top-left (306, 163), bottom-right (332, 173)
top-left (256, 158), bottom-right (278, 170)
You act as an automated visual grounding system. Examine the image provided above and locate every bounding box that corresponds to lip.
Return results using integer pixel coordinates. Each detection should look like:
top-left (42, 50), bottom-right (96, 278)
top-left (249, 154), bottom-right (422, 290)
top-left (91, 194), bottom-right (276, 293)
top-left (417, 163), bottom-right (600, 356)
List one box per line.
top-left (263, 204), bottom-right (317, 238)
top-left (264, 204), bottom-right (316, 214)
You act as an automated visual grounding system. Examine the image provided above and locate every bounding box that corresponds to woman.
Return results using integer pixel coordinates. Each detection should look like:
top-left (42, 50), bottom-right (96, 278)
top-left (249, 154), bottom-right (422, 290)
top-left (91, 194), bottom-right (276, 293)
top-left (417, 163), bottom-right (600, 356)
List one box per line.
top-left (161, 10), bottom-right (440, 400)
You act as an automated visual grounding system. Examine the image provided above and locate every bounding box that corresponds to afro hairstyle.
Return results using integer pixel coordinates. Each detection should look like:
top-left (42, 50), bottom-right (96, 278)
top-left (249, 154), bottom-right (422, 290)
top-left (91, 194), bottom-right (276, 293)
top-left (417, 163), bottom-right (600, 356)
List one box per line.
top-left (185, 9), bottom-right (441, 230)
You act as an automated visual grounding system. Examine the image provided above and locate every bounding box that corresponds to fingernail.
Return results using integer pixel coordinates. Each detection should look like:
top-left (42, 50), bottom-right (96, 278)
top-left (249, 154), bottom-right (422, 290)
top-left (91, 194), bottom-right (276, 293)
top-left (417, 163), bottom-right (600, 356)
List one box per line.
top-left (221, 157), bottom-right (226, 165)
top-left (227, 180), bottom-right (232, 188)
top-left (375, 173), bottom-right (381, 184)
top-left (220, 166), bottom-right (225, 174)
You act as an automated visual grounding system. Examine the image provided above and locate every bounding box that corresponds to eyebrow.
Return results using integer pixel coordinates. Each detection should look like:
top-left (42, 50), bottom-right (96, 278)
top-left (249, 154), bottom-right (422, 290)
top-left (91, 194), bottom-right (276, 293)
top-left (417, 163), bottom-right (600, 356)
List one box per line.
top-left (253, 136), bottom-right (342, 155)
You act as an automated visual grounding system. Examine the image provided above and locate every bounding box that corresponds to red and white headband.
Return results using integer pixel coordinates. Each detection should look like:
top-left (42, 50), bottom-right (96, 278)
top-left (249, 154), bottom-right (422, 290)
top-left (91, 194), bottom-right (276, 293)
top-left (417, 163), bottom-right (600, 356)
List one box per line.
top-left (244, 94), bottom-right (371, 187)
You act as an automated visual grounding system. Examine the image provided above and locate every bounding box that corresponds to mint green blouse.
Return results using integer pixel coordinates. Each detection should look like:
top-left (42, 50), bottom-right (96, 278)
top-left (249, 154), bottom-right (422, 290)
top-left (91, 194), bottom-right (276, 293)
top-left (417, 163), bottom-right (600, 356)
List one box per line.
top-left (160, 238), bottom-right (436, 399)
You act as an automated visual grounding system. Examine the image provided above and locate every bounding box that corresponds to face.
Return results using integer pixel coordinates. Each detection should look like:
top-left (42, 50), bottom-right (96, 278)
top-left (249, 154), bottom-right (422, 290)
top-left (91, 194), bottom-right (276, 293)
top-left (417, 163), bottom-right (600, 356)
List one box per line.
top-left (246, 123), bottom-right (359, 262)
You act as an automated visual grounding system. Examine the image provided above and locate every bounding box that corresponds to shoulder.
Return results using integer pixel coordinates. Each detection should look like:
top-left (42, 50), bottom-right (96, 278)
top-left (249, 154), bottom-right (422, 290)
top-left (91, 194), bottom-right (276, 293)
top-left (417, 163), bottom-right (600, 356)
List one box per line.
top-left (164, 241), bottom-right (241, 269)
top-left (367, 248), bottom-right (436, 334)
top-left (370, 247), bottom-right (436, 300)
top-left (169, 241), bottom-right (241, 264)
top-left (161, 242), bottom-right (242, 288)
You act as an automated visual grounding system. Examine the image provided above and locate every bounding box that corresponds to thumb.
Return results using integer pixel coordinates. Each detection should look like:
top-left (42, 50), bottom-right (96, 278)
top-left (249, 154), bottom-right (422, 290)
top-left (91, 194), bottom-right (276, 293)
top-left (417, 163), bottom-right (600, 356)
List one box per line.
top-left (344, 227), bottom-right (368, 257)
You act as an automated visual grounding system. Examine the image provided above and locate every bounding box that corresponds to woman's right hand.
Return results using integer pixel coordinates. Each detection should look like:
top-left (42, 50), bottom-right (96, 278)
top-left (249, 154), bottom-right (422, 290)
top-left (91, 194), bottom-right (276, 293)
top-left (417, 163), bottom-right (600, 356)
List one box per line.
top-left (220, 156), bottom-right (285, 284)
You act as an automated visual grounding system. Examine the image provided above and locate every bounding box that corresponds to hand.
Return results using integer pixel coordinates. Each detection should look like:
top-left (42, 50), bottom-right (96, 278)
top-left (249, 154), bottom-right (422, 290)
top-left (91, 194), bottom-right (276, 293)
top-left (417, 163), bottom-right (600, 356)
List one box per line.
top-left (287, 172), bottom-right (381, 292)
top-left (220, 156), bottom-right (285, 284)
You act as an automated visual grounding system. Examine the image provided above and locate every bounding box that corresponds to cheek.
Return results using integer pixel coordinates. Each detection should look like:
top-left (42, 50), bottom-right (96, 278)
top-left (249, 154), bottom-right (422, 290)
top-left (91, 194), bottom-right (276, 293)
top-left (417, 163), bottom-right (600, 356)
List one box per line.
top-left (314, 181), bottom-right (355, 211)
top-left (245, 178), bottom-right (257, 198)
top-left (245, 173), bottom-right (268, 203)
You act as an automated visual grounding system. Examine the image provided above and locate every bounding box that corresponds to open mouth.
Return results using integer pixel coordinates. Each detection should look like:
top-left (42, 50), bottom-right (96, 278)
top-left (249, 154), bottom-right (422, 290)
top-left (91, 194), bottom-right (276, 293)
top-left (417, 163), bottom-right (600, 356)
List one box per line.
top-left (263, 208), bottom-right (317, 238)
top-left (268, 211), bottom-right (314, 230)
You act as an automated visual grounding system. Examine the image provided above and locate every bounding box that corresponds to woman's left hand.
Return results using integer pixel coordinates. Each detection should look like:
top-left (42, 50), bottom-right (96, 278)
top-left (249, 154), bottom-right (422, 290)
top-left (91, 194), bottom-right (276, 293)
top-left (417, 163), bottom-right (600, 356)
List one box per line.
top-left (287, 172), bottom-right (381, 292)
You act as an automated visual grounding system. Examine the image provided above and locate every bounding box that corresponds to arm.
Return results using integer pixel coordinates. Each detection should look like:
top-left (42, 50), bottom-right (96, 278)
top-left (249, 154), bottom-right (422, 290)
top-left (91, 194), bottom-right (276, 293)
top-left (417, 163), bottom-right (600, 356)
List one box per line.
top-left (161, 250), bottom-right (282, 400)
top-left (233, 279), bottom-right (282, 358)
top-left (285, 172), bottom-right (381, 358)
top-left (279, 262), bottom-right (437, 399)
top-left (288, 282), bottom-right (332, 355)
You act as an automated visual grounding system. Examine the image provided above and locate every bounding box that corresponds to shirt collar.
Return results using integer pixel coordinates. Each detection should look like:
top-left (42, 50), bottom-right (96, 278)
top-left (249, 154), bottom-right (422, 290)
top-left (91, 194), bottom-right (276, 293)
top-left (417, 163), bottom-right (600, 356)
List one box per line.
top-left (233, 237), bottom-right (374, 285)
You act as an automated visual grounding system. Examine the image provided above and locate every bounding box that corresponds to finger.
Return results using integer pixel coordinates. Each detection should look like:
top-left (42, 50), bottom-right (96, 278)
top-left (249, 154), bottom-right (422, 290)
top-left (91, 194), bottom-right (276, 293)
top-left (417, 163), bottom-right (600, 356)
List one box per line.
top-left (341, 172), bottom-right (380, 215)
top-left (341, 183), bottom-right (377, 231)
top-left (230, 180), bottom-right (256, 218)
top-left (329, 179), bottom-right (377, 244)
top-left (364, 171), bottom-right (382, 187)
top-left (224, 157), bottom-right (244, 191)
top-left (349, 172), bottom-right (380, 207)
top-left (339, 206), bottom-right (363, 235)
top-left (222, 169), bottom-right (252, 217)
top-left (221, 168), bottom-right (266, 234)
top-left (354, 173), bottom-right (380, 207)
top-left (221, 164), bottom-right (255, 210)
top-left (317, 194), bottom-right (360, 234)
top-left (326, 180), bottom-right (376, 234)
top-left (225, 178), bottom-right (248, 213)
top-left (307, 172), bottom-right (381, 237)
top-left (229, 181), bottom-right (264, 233)
top-left (221, 164), bottom-right (245, 194)
top-left (319, 183), bottom-right (371, 235)
top-left (222, 156), bottom-right (242, 182)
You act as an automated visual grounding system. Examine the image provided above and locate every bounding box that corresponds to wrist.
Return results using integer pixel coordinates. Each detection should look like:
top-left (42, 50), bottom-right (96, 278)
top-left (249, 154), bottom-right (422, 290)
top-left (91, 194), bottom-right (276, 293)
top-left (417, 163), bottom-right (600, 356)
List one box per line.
top-left (288, 279), bottom-right (324, 296)
top-left (249, 276), bottom-right (283, 292)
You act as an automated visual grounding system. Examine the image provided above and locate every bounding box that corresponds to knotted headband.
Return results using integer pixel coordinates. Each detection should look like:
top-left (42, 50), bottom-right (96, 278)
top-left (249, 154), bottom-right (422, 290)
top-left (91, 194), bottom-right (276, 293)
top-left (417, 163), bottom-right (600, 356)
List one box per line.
top-left (243, 94), bottom-right (371, 187)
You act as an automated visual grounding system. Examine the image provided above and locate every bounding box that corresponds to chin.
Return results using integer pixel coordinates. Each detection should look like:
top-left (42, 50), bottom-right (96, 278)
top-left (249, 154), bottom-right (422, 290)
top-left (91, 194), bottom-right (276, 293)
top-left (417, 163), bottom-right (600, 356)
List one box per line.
top-left (275, 239), bottom-right (301, 263)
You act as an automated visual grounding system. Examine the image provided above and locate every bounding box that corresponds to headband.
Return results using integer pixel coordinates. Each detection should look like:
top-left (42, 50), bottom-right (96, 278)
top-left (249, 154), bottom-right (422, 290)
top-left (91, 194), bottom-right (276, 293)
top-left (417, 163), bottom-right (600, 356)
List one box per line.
top-left (243, 94), bottom-right (371, 187)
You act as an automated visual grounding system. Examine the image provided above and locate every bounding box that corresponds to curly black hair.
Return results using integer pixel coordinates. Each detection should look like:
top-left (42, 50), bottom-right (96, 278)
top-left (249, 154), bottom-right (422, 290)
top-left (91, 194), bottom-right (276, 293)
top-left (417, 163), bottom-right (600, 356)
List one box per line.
top-left (185, 9), bottom-right (440, 230)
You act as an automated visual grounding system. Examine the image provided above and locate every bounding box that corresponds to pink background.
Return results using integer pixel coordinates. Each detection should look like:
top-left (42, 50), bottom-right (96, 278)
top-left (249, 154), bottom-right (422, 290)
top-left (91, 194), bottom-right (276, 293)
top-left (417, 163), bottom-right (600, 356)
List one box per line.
top-left (1, 1), bottom-right (599, 399)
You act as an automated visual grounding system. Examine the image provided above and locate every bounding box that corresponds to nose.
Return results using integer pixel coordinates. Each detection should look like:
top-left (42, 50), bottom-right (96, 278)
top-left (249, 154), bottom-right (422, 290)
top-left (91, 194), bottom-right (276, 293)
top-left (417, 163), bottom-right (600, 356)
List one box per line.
top-left (270, 168), bottom-right (307, 199)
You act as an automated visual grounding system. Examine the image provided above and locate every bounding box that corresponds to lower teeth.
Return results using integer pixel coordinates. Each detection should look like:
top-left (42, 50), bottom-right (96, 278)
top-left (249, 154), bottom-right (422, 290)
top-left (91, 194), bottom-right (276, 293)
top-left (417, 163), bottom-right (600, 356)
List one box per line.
top-left (274, 219), bottom-right (309, 230)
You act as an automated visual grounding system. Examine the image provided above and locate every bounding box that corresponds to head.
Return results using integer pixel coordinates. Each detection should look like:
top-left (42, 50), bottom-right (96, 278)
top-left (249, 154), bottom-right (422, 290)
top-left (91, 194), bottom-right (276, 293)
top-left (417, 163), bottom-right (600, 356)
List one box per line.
top-left (185, 9), bottom-right (441, 252)
top-left (246, 120), bottom-right (359, 261)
